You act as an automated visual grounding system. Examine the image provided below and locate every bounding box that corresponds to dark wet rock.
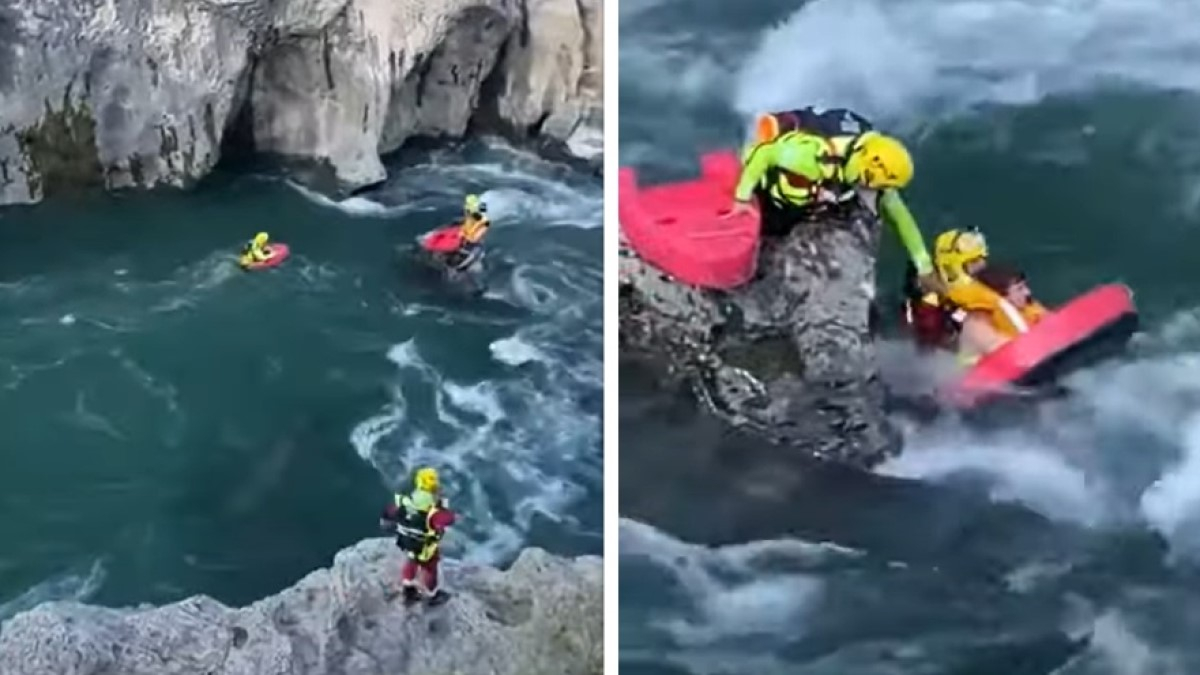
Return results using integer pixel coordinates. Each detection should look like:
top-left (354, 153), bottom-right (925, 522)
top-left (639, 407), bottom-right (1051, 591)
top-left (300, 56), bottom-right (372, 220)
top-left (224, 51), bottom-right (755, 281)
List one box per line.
top-left (0, 539), bottom-right (601, 675)
top-left (618, 208), bottom-right (900, 467)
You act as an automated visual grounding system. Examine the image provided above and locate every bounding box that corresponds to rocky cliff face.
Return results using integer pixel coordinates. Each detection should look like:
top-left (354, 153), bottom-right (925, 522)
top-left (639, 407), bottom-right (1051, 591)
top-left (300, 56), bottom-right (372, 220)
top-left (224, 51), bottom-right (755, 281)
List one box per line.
top-left (0, 0), bottom-right (602, 206)
top-left (618, 210), bottom-right (899, 467)
top-left (0, 539), bottom-right (602, 675)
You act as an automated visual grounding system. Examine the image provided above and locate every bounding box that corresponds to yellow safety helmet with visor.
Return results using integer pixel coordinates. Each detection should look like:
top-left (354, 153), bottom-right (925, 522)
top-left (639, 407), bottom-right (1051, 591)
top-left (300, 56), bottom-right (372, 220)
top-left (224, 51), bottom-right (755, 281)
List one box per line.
top-left (933, 227), bottom-right (988, 285)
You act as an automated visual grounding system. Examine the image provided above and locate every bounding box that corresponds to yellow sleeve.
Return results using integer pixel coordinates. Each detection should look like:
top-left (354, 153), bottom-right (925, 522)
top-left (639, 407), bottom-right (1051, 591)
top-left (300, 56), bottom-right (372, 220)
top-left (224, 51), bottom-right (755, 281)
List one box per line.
top-left (945, 279), bottom-right (1001, 312)
top-left (878, 189), bottom-right (933, 276)
top-left (734, 142), bottom-right (779, 202)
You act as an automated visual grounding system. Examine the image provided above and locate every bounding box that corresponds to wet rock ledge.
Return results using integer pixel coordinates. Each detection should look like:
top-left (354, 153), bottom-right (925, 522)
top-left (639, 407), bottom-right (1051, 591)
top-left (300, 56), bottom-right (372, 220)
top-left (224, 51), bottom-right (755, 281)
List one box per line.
top-left (0, 0), bottom-right (603, 205)
top-left (618, 208), bottom-right (899, 467)
top-left (0, 539), bottom-right (602, 675)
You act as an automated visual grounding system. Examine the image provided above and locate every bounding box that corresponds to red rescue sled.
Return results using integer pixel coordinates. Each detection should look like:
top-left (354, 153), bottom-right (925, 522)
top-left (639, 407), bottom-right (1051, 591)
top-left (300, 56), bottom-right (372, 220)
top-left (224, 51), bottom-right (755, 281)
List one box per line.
top-left (420, 226), bottom-right (462, 253)
top-left (945, 283), bottom-right (1138, 408)
top-left (241, 243), bottom-right (290, 270)
top-left (619, 152), bottom-right (761, 289)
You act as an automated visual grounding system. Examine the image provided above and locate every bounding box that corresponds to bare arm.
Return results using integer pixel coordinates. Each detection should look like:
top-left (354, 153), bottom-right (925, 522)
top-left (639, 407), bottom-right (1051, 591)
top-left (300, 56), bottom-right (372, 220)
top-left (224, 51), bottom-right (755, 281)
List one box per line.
top-left (960, 312), bottom-right (1008, 354)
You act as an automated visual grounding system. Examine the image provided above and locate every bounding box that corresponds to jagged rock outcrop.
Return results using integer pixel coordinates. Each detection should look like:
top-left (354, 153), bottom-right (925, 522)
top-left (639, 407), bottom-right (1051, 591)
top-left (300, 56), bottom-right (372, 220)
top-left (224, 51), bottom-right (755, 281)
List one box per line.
top-left (0, 539), bottom-right (602, 675)
top-left (0, 0), bottom-right (602, 206)
top-left (618, 209), bottom-right (899, 467)
top-left (482, 0), bottom-right (603, 163)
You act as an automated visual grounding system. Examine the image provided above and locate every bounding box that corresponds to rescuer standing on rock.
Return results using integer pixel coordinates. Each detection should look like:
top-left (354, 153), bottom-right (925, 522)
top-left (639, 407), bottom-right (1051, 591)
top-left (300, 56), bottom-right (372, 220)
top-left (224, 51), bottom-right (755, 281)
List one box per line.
top-left (379, 467), bottom-right (457, 606)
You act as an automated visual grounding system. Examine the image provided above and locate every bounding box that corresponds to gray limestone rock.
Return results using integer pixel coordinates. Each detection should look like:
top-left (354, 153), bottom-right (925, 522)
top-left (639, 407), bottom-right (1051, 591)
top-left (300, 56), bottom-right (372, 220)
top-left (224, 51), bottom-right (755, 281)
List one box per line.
top-left (0, 0), bottom-right (258, 204)
top-left (619, 209), bottom-right (900, 467)
top-left (251, 0), bottom-right (517, 190)
top-left (0, 0), bottom-right (604, 206)
top-left (484, 0), bottom-right (604, 169)
top-left (0, 539), bottom-right (602, 675)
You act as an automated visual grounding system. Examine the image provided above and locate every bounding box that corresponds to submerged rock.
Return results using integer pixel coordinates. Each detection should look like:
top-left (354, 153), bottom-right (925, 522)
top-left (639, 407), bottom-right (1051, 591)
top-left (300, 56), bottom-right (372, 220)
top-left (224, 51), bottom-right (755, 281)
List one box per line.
top-left (0, 0), bottom-right (603, 205)
top-left (618, 208), bottom-right (899, 467)
top-left (0, 539), bottom-right (602, 675)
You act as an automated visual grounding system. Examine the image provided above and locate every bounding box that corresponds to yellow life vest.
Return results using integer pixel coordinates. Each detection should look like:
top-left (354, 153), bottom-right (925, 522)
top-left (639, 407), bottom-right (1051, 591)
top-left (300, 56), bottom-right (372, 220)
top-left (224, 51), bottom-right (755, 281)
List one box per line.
top-left (459, 214), bottom-right (489, 245)
top-left (951, 279), bottom-right (1048, 364)
top-left (395, 492), bottom-right (444, 562)
top-left (990, 299), bottom-right (1047, 338)
top-left (744, 132), bottom-right (864, 207)
top-left (949, 281), bottom-right (1045, 339)
top-left (240, 242), bottom-right (271, 265)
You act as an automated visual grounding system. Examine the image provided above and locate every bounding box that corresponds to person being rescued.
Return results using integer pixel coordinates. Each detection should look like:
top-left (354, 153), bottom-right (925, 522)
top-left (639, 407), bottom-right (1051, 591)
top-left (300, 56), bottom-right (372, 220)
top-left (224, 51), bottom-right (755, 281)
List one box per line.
top-left (903, 226), bottom-right (992, 350)
top-left (728, 106), bottom-right (942, 294)
top-left (241, 232), bottom-right (274, 264)
top-left (379, 466), bottom-right (457, 606)
top-left (447, 194), bottom-right (489, 272)
top-left (955, 262), bottom-right (1049, 367)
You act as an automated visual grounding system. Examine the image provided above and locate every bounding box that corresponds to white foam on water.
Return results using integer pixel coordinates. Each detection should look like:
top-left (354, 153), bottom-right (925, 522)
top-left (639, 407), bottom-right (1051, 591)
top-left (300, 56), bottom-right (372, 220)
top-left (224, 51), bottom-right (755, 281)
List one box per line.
top-left (883, 312), bottom-right (1200, 564)
top-left (1084, 610), bottom-right (1176, 675)
top-left (290, 144), bottom-right (602, 230)
top-left (4, 248), bottom-right (248, 340)
top-left (879, 431), bottom-right (1111, 527)
top-left (622, 0), bottom-right (1200, 162)
top-left (286, 181), bottom-right (416, 218)
top-left (348, 393), bottom-right (406, 463)
top-left (0, 559), bottom-right (106, 624)
top-left (348, 175), bottom-right (602, 563)
top-left (353, 337), bottom-right (599, 564)
top-left (385, 339), bottom-right (424, 370)
top-left (348, 341), bottom-right (421, 462)
top-left (441, 381), bottom-right (506, 426)
top-left (1055, 606), bottom-right (1188, 675)
top-left (734, 0), bottom-right (1200, 128)
top-left (620, 31), bottom-right (741, 111)
top-left (1139, 413), bottom-right (1200, 560)
top-left (619, 518), bottom-right (863, 650)
top-left (489, 334), bottom-right (547, 367)
top-left (500, 264), bottom-right (562, 314)
top-left (398, 147), bottom-right (603, 230)
top-left (477, 185), bottom-right (601, 230)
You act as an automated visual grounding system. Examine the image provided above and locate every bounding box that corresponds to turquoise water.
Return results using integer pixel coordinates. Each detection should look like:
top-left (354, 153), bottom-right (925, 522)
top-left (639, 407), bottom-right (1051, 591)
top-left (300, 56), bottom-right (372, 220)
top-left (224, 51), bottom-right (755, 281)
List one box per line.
top-left (0, 141), bottom-right (603, 615)
top-left (620, 0), bottom-right (1200, 672)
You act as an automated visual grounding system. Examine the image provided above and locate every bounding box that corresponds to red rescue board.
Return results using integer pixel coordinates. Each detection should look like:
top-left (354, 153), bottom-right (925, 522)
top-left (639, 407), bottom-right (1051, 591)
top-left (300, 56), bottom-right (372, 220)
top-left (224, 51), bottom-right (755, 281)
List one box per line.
top-left (242, 243), bottom-right (290, 270)
top-left (947, 283), bottom-right (1137, 408)
top-left (420, 226), bottom-right (462, 253)
top-left (619, 152), bottom-right (761, 289)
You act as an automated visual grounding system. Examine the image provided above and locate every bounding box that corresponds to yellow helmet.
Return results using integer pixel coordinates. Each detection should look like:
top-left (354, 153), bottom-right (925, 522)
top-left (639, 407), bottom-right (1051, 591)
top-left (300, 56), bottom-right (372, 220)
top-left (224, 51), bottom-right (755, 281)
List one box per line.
top-left (847, 132), bottom-right (914, 190)
top-left (464, 194), bottom-right (485, 215)
top-left (414, 467), bottom-right (439, 492)
top-left (934, 228), bottom-right (989, 284)
top-left (253, 232), bottom-right (269, 246)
